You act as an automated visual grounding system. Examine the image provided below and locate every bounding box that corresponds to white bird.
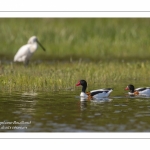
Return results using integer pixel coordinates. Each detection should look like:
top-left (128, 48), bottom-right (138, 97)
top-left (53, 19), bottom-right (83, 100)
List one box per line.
top-left (14, 36), bottom-right (46, 65)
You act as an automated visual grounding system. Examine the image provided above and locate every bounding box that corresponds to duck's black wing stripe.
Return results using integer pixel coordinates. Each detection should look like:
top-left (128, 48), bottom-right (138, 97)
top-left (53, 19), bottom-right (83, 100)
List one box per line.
top-left (91, 91), bottom-right (109, 96)
top-left (137, 88), bottom-right (147, 91)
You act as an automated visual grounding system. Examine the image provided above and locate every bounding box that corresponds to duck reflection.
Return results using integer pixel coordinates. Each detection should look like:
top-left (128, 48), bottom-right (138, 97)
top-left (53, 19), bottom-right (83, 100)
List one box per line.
top-left (80, 101), bottom-right (88, 111)
top-left (79, 97), bottom-right (113, 111)
top-left (80, 96), bottom-right (112, 102)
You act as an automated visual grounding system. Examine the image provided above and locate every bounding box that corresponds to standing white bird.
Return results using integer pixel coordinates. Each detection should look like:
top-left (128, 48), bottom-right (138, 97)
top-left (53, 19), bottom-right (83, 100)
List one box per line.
top-left (14, 36), bottom-right (46, 65)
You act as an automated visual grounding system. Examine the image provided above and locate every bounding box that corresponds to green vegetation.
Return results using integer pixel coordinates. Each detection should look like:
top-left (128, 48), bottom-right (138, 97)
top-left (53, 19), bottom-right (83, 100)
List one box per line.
top-left (0, 18), bottom-right (150, 92)
top-left (0, 61), bottom-right (150, 92)
top-left (0, 18), bottom-right (150, 61)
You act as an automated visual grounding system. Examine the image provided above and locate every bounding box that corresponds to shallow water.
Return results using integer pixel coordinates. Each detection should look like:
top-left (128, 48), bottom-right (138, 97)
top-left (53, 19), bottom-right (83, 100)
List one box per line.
top-left (1, 83), bottom-right (150, 132)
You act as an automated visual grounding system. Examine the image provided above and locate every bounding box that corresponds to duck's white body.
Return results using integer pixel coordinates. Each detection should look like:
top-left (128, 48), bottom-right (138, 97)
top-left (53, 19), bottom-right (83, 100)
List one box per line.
top-left (91, 89), bottom-right (113, 97)
top-left (80, 92), bottom-right (88, 97)
top-left (80, 89), bottom-right (113, 99)
top-left (14, 36), bottom-right (45, 65)
top-left (128, 87), bottom-right (150, 96)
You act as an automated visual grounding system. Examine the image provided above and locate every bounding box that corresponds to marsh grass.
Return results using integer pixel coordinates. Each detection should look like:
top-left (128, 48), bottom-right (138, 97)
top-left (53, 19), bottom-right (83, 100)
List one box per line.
top-left (0, 61), bottom-right (150, 92)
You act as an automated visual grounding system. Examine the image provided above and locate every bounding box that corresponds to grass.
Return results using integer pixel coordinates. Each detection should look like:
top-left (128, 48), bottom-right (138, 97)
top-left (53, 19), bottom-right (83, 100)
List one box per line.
top-left (0, 61), bottom-right (150, 92)
top-left (0, 18), bottom-right (150, 62)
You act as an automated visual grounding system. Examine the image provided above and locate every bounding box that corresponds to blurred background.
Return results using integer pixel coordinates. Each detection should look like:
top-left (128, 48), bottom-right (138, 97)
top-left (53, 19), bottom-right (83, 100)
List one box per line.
top-left (0, 18), bottom-right (150, 63)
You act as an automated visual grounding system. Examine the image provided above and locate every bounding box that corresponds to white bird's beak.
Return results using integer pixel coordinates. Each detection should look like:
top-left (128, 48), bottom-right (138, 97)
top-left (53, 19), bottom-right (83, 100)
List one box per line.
top-left (37, 40), bottom-right (46, 51)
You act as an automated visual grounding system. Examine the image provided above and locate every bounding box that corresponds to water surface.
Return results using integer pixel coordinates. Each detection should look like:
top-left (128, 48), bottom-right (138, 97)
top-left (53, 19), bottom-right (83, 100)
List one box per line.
top-left (1, 83), bottom-right (150, 132)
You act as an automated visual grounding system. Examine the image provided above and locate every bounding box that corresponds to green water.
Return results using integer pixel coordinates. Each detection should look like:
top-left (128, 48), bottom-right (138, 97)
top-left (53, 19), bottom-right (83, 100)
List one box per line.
top-left (0, 82), bottom-right (150, 132)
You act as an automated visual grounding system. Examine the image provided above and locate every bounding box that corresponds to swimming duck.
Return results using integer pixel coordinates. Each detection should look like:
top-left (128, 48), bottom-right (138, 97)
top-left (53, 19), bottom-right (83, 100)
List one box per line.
top-left (125, 84), bottom-right (150, 96)
top-left (76, 80), bottom-right (113, 100)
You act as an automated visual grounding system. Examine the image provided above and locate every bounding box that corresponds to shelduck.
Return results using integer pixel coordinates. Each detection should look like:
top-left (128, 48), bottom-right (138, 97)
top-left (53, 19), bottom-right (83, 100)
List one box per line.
top-left (76, 80), bottom-right (113, 100)
top-left (125, 84), bottom-right (150, 96)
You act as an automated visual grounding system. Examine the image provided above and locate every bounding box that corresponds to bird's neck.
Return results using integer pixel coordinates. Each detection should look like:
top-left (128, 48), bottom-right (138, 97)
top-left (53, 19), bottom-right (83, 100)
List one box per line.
top-left (30, 43), bottom-right (38, 53)
top-left (82, 85), bottom-right (87, 93)
top-left (130, 88), bottom-right (134, 93)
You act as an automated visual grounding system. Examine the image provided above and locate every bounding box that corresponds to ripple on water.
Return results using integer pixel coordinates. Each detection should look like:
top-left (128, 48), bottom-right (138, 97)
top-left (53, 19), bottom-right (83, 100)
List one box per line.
top-left (94, 113), bottom-right (101, 116)
top-left (114, 110), bottom-right (122, 113)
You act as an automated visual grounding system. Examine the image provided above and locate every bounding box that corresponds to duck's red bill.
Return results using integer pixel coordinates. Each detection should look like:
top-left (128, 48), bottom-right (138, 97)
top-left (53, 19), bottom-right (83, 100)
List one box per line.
top-left (76, 81), bottom-right (81, 86)
top-left (125, 87), bottom-right (129, 90)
